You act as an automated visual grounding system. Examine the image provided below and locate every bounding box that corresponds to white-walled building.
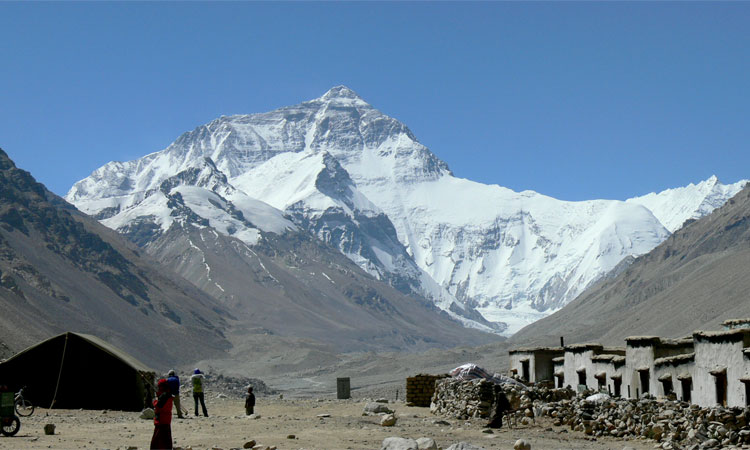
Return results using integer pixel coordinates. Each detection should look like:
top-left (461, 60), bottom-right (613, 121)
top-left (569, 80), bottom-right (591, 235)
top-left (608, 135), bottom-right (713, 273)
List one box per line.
top-left (508, 347), bottom-right (564, 384)
top-left (654, 352), bottom-right (695, 402)
top-left (692, 327), bottom-right (750, 407)
top-left (508, 318), bottom-right (750, 408)
top-left (563, 344), bottom-right (603, 391)
top-left (624, 336), bottom-right (693, 399)
top-left (591, 351), bottom-right (626, 396)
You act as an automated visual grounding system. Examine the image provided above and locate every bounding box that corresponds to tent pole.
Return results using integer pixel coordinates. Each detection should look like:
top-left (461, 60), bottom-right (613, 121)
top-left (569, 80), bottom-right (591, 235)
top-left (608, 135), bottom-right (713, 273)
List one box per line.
top-left (49, 333), bottom-right (69, 409)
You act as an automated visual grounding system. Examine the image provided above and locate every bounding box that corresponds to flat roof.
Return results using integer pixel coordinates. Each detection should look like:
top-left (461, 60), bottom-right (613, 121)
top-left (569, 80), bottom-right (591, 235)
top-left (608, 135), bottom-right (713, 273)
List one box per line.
top-left (508, 346), bottom-right (564, 355)
top-left (625, 336), bottom-right (693, 348)
top-left (654, 352), bottom-right (695, 367)
top-left (564, 343), bottom-right (604, 352)
top-left (694, 328), bottom-right (750, 343)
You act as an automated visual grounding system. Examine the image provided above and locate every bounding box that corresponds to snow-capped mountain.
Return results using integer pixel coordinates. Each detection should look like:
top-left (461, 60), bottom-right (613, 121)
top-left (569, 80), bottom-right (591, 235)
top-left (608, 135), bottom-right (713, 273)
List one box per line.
top-left (627, 175), bottom-right (748, 233)
top-left (67, 86), bottom-right (748, 335)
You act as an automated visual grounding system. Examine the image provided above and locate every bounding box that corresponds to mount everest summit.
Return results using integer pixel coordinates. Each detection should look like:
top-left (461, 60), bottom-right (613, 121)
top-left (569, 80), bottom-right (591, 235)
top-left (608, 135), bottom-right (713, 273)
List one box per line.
top-left (67, 86), bottom-right (748, 335)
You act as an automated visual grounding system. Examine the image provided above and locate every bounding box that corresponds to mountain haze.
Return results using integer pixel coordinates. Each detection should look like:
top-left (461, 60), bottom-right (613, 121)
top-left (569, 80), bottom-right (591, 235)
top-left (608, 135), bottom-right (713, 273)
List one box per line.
top-left (67, 86), bottom-right (748, 334)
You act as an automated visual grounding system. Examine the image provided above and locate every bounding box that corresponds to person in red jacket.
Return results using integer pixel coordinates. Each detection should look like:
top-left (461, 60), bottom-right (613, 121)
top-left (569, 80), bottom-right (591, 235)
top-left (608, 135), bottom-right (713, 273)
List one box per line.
top-left (150, 378), bottom-right (173, 450)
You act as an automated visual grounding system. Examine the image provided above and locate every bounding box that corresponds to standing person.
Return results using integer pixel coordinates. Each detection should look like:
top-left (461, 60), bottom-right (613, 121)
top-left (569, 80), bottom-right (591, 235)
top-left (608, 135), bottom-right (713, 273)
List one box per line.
top-left (191, 368), bottom-right (208, 417)
top-left (244, 386), bottom-right (255, 416)
top-left (166, 370), bottom-right (184, 419)
top-left (150, 378), bottom-right (173, 450)
top-left (486, 385), bottom-right (511, 429)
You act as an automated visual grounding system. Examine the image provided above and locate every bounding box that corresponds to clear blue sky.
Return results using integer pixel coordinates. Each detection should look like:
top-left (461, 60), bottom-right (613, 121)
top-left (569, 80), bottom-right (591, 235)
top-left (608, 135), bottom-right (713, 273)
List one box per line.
top-left (1, 2), bottom-right (748, 201)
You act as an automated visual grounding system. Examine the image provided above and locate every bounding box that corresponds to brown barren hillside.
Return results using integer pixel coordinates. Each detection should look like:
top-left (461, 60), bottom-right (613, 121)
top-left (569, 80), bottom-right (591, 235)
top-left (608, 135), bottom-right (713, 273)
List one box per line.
top-left (0, 148), bottom-right (231, 367)
top-left (512, 183), bottom-right (750, 347)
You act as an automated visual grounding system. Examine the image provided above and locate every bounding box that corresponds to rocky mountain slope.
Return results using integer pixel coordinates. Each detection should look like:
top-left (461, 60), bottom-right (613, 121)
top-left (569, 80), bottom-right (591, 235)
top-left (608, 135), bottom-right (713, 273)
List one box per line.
top-left (66, 86), bottom-right (747, 335)
top-left (0, 149), bottom-right (499, 369)
top-left (0, 149), bottom-right (231, 368)
top-left (511, 184), bottom-right (750, 346)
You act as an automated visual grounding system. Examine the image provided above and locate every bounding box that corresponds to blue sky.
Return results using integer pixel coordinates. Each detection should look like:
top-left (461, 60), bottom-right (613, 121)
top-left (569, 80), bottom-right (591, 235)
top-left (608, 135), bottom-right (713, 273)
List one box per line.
top-left (1, 2), bottom-right (748, 201)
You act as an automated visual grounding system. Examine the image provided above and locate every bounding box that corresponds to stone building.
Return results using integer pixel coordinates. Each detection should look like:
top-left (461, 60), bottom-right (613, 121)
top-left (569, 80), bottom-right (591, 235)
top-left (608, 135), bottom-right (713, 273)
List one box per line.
top-left (653, 352), bottom-right (694, 402)
top-left (692, 326), bottom-right (750, 407)
top-left (623, 336), bottom-right (693, 400)
top-left (508, 346), bottom-right (564, 384)
top-left (508, 318), bottom-right (750, 409)
top-left (591, 351), bottom-right (626, 396)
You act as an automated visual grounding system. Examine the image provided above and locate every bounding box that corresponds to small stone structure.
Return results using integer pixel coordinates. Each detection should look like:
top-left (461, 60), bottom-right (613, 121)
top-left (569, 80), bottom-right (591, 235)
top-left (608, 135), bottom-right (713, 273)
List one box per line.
top-left (693, 327), bottom-right (750, 408)
top-left (406, 374), bottom-right (448, 407)
top-left (508, 346), bottom-right (564, 384)
top-left (624, 336), bottom-right (693, 401)
top-left (430, 377), bottom-right (575, 420)
top-left (430, 378), bottom-right (495, 419)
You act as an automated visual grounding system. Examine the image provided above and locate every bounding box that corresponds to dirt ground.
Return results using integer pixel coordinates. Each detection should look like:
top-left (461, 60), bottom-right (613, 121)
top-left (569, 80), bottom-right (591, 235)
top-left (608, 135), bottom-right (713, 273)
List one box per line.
top-left (0, 397), bottom-right (659, 450)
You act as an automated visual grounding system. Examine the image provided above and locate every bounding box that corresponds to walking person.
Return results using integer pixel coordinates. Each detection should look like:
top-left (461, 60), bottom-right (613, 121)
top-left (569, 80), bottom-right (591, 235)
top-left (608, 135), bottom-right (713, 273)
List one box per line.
top-left (150, 378), bottom-right (173, 450)
top-left (244, 386), bottom-right (255, 416)
top-left (191, 368), bottom-right (208, 417)
top-left (166, 370), bottom-right (184, 419)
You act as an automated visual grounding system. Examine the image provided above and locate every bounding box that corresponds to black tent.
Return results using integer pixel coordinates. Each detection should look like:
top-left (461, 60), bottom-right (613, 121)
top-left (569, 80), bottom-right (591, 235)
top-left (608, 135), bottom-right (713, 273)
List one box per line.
top-left (0, 332), bottom-right (155, 411)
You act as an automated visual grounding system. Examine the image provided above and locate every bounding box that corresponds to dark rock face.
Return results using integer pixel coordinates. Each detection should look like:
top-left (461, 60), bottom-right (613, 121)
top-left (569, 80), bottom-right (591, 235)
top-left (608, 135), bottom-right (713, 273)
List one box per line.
top-left (0, 148), bottom-right (231, 368)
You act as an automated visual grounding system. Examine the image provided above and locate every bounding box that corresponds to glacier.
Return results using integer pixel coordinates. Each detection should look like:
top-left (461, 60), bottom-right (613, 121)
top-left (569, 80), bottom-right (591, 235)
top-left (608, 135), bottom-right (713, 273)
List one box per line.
top-left (66, 85), bottom-right (748, 335)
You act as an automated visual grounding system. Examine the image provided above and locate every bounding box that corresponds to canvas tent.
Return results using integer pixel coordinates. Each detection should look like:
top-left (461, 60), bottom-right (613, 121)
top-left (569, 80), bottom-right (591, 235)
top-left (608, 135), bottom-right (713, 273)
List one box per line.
top-left (0, 332), bottom-right (155, 411)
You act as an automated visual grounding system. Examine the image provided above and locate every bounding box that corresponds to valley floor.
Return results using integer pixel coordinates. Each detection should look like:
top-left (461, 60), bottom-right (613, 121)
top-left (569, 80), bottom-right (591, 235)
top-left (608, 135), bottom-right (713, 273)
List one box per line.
top-left (1, 398), bottom-right (658, 450)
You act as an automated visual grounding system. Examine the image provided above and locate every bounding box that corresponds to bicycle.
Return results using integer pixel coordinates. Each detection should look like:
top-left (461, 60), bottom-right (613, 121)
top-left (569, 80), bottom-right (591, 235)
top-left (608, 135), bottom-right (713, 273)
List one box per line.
top-left (0, 391), bottom-right (20, 437)
top-left (14, 387), bottom-right (34, 417)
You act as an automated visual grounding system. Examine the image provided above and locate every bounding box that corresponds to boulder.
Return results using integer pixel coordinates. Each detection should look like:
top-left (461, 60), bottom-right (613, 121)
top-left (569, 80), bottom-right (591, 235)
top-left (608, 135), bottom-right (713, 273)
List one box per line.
top-left (446, 443), bottom-right (485, 450)
top-left (380, 437), bottom-right (419, 450)
top-left (365, 402), bottom-right (394, 415)
top-left (381, 414), bottom-right (397, 427)
top-left (513, 439), bottom-right (531, 450)
top-left (140, 408), bottom-right (155, 420)
top-left (416, 437), bottom-right (438, 450)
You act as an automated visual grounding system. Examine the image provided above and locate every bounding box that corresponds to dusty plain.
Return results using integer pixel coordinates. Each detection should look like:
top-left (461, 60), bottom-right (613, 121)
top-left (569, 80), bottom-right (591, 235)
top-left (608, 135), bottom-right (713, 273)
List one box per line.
top-left (1, 396), bottom-right (658, 450)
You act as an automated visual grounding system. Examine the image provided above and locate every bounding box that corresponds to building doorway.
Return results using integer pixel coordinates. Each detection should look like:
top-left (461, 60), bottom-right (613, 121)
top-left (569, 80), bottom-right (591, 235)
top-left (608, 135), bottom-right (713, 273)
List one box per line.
top-left (714, 372), bottom-right (727, 406)
top-left (521, 360), bottom-right (530, 382)
top-left (680, 378), bottom-right (692, 403)
top-left (577, 369), bottom-right (586, 388)
top-left (661, 378), bottom-right (674, 398)
top-left (613, 378), bottom-right (622, 397)
top-left (595, 373), bottom-right (606, 391)
top-left (638, 369), bottom-right (650, 395)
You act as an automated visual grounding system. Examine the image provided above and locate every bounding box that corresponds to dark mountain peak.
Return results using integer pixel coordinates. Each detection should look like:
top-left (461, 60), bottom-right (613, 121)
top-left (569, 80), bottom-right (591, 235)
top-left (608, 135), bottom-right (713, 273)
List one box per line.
top-left (159, 157), bottom-right (229, 194)
top-left (0, 148), bottom-right (17, 170)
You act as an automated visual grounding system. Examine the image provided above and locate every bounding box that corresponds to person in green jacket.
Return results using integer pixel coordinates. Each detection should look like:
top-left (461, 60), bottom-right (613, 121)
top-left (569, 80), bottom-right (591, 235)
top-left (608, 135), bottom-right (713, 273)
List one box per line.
top-left (190, 369), bottom-right (208, 417)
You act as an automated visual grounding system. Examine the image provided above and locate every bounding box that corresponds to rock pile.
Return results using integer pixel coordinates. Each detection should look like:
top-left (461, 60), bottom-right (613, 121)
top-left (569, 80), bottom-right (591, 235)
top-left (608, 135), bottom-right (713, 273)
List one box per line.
top-left (406, 374), bottom-right (448, 407)
top-left (541, 395), bottom-right (750, 448)
top-left (204, 374), bottom-right (276, 399)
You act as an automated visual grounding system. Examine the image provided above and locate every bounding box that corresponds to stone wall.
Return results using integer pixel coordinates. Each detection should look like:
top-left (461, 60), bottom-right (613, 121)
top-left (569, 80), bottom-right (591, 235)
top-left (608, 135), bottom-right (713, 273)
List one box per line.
top-left (406, 374), bottom-right (447, 407)
top-left (430, 378), bottom-right (576, 420)
top-left (430, 378), bottom-right (495, 419)
top-left (541, 394), bottom-right (750, 448)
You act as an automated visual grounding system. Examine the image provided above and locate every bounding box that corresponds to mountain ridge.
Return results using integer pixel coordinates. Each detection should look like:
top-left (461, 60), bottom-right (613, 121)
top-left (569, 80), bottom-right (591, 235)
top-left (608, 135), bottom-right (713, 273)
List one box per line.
top-left (511, 183), bottom-right (750, 346)
top-left (66, 86), bottom-right (748, 334)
